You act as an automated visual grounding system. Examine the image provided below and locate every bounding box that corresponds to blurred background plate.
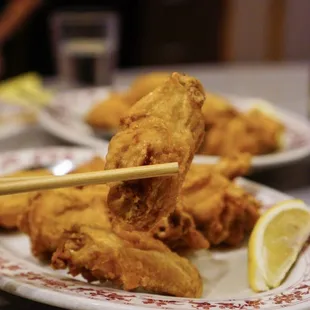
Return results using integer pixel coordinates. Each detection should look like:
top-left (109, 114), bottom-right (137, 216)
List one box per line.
top-left (38, 89), bottom-right (310, 169)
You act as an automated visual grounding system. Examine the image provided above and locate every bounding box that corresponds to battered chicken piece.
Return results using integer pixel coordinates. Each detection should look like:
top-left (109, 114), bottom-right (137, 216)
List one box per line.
top-left (201, 92), bottom-right (238, 128)
top-left (0, 193), bottom-right (31, 229)
top-left (199, 110), bottom-right (284, 156)
top-left (6, 169), bottom-right (50, 178)
top-left (86, 73), bottom-right (170, 129)
top-left (200, 117), bottom-right (252, 155)
top-left (192, 153), bottom-right (252, 181)
top-left (0, 169), bottom-right (51, 229)
top-left (71, 156), bottom-right (105, 174)
top-left (52, 225), bottom-right (202, 298)
top-left (151, 155), bottom-right (250, 249)
top-left (152, 203), bottom-right (210, 251)
top-left (0, 157), bottom-right (107, 229)
top-left (124, 72), bottom-right (170, 105)
top-left (244, 108), bottom-right (284, 152)
top-left (105, 72), bottom-right (205, 231)
top-left (18, 185), bottom-right (111, 259)
top-left (181, 161), bottom-right (260, 247)
top-left (85, 93), bottom-right (129, 130)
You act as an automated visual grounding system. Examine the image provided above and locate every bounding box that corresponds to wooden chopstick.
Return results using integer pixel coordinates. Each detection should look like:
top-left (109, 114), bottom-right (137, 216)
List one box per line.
top-left (0, 162), bottom-right (178, 196)
top-left (0, 176), bottom-right (48, 183)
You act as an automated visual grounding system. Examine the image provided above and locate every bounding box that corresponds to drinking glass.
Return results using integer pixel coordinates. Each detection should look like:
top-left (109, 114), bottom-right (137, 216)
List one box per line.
top-left (51, 11), bottom-right (119, 87)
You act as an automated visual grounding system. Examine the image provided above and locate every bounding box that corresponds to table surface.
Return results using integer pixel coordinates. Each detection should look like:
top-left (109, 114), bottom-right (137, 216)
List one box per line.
top-left (0, 63), bottom-right (309, 309)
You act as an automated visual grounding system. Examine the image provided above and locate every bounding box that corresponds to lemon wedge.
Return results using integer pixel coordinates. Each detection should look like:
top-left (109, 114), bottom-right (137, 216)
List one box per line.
top-left (248, 199), bottom-right (310, 292)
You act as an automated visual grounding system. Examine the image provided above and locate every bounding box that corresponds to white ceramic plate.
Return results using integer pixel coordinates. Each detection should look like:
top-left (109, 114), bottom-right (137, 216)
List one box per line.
top-left (0, 147), bottom-right (309, 310)
top-left (0, 101), bottom-right (34, 141)
top-left (38, 88), bottom-right (310, 169)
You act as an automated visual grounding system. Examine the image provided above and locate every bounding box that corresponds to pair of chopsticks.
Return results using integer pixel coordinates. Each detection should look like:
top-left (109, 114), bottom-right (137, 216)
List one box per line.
top-left (0, 163), bottom-right (179, 196)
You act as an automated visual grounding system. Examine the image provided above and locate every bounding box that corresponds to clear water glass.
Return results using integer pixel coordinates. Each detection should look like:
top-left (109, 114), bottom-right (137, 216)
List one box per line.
top-left (51, 11), bottom-right (119, 87)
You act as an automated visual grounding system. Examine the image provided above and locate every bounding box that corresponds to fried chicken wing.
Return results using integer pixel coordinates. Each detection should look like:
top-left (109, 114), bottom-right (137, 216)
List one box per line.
top-left (0, 193), bottom-right (31, 229)
top-left (18, 185), bottom-right (111, 259)
top-left (86, 73), bottom-right (170, 130)
top-left (201, 92), bottom-right (238, 128)
top-left (6, 169), bottom-right (50, 178)
top-left (105, 72), bottom-right (205, 231)
top-left (85, 93), bottom-right (129, 130)
top-left (199, 111), bottom-right (284, 156)
top-left (198, 92), bottom-right (284, 156)
top-left (244, 108), bottom-right (284, 153)
top-left (52, 225), bottom-right (202, 298)
top-left (0, 169), bottom-right (51, 229)
top-left (152, 203), bottom-right (209, 251)
top-left (181, 160), bottom-right (260, 247)
top-left (191, 153), bottom-right (251, 181)
top-left (160, 155), bottom-right (254, 248)
top-left (71, 156), bottom-right (105, 174)
top-left (124, 72), bottom-right (170, 105)
top-left (0, 157), bottom-right (107, 229)
top-left (199, 117), bottom-right (250, 156)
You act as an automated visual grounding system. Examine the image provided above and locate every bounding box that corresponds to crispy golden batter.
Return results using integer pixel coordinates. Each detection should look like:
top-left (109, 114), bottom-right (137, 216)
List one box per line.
top-left (202, 92), bottom-right (238, 128)
top-left (151, 155), bottom-right (250, 250)
top-left (244, 109), bottom-right (284, 153)
top-left (85, 93), bottom-right (129, 130)
top-left (152, 203), bottom-right (209, 251)
top-left (86, 73), bottom-right (170, 129)
top-left (124, 72), bottom-right (170, 105)
top-left (71, 156), bottom-right (105, 174)
top-left (0, 169), bottom-right (51, 229)
top-left (18, 185), bottom-right (111, 259)
top-left (105, 72), bottom-right (205, 231)
top-left (0, 193), bottom-right (31, 229)
top-left (199, 92), bottom-right (284, 156)
top-left (0, 157), bottom-right (107, 229)
top-left (193, 153), bottom-right (251, 181)
top-left (52, 225), bottom-right (202, 298)
top-left (200, 110), bottom-right (284, 156)
top-left (6, 169), bottom-right (50, 178)
top-left (181, 159), bottom-right (260, 247)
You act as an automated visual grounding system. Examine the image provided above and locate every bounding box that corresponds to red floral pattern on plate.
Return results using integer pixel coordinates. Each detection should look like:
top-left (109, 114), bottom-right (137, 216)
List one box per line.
top-left (1, 250), bottom-right (309, 310)
top-left (0, 147), bottom-right (309, 309)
